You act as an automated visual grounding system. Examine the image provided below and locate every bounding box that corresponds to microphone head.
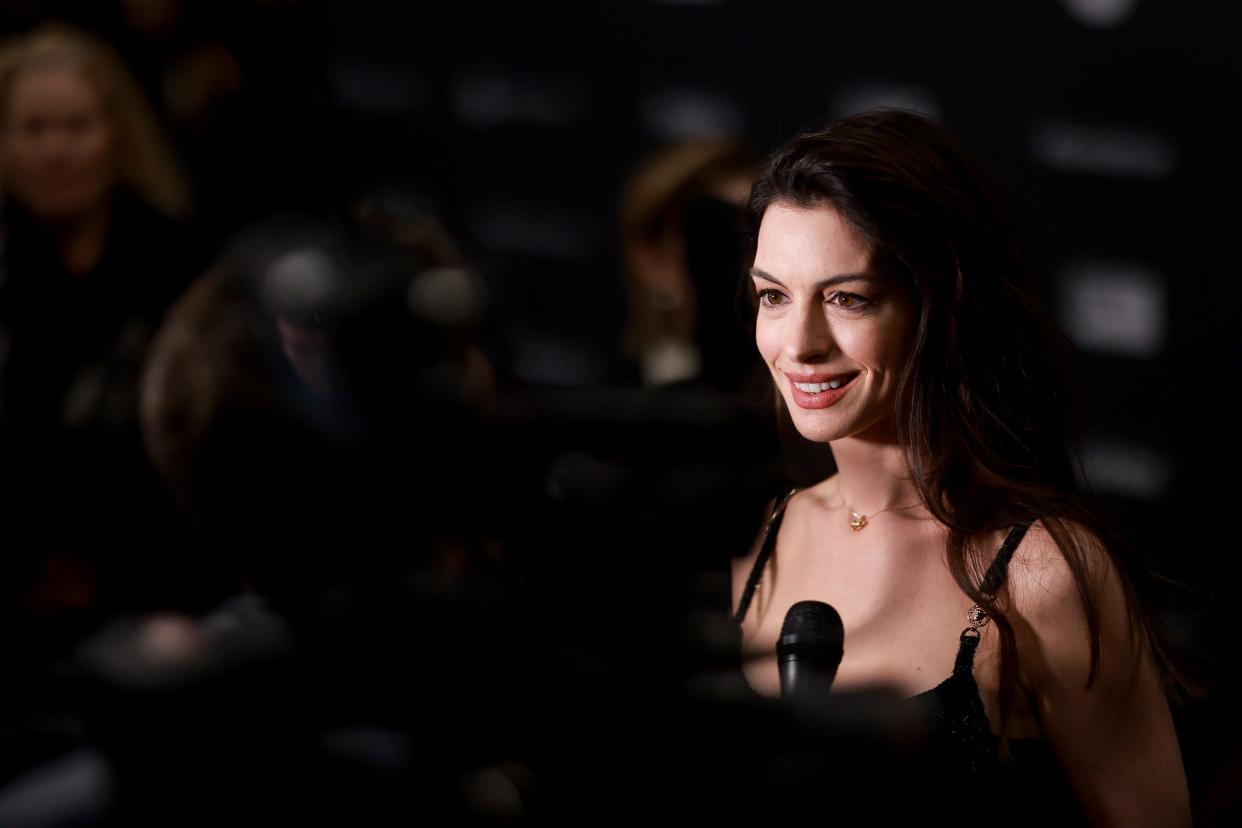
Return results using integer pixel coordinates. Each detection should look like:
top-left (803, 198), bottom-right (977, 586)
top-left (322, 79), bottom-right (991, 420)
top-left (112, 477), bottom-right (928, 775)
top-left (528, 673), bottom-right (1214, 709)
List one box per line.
top-left (779, 600), bottom-right (844, 651)
top-left (776, 600), bottom-right (844, 699)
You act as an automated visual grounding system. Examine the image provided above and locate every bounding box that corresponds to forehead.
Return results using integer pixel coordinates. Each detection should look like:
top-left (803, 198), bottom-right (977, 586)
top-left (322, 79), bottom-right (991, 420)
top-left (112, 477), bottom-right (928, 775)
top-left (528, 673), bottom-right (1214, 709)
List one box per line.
top-left (6, 67), bottom-right (103, 119)
top-left (753, 202), bottom-right (872, 285)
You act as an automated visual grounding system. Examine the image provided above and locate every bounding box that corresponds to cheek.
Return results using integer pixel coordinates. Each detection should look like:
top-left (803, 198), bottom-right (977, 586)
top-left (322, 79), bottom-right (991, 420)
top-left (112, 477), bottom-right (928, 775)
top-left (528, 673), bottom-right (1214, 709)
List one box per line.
top-left (881, 306), bottom-right (918, 367)
top-left (1, 139), bottom-right (40, 199)
top-left (869, 320), bottom-right (919, 382)
top-left (843, 310), bottom-right (917, 371)
top-left (753, 315), bottom-right (781, 364)
top-left (79, 124), bottom-right (118, 177)
top-left (1, 132), bottom-right (32, 175)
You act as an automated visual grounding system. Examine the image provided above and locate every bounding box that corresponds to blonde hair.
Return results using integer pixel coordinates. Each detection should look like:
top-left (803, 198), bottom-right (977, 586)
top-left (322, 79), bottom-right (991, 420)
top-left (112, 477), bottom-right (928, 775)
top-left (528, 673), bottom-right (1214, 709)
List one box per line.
top-left (0, 24), bottom-right (191, 219)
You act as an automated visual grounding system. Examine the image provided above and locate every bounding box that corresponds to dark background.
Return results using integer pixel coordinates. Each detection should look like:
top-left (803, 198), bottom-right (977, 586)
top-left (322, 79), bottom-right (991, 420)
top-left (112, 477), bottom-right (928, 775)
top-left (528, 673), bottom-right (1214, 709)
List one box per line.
top-left (1, 0), bottom-right (1238, 822)
top-left (303, 0), bottom-right (1239, 670)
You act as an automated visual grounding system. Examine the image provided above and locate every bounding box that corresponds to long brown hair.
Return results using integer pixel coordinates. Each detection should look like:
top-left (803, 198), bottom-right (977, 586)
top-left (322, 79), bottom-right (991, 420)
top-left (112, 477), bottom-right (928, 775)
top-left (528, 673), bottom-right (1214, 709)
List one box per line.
top-left (743, 108), bottom-right (1189, 750)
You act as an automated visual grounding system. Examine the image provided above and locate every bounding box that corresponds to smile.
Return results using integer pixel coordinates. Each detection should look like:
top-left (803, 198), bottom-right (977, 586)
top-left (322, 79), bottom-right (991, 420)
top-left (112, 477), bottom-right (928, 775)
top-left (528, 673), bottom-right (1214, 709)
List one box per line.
top-left (794, 379), bottom-right (847, 392)
top-left (784, 371), bottom-right (860, 409)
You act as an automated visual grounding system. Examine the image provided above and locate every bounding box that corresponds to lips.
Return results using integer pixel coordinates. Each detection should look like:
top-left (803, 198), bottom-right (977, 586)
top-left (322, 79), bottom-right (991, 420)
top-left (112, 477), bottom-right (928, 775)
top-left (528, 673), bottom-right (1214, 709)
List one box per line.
top-left (784, 370), bottom-right (860, 409)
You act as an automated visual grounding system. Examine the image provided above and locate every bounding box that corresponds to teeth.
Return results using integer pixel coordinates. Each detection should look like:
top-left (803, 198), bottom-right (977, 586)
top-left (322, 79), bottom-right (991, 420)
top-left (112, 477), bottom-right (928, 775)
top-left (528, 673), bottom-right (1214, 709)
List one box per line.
top-left (794, 378), bottom-right (847, 393)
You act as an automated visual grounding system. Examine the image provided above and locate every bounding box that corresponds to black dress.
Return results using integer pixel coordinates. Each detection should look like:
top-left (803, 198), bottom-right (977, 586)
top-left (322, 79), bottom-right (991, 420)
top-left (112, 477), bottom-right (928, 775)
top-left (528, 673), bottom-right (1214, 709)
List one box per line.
top-left (733, 488), bottom-right (1090, 823)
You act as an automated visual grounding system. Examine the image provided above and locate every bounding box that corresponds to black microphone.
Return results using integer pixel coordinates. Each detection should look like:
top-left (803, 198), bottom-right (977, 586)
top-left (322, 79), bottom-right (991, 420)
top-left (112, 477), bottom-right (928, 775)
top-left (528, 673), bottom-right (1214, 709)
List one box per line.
top-left (777, 600), bottom-right (844, 699)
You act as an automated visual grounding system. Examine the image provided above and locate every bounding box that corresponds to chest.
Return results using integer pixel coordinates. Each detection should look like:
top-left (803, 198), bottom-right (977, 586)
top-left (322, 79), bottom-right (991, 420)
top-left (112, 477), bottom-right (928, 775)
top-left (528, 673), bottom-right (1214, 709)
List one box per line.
top-left (738, 511), bottom-right (983, 691)
top-left (734, 516), bottom-right (1041, 739)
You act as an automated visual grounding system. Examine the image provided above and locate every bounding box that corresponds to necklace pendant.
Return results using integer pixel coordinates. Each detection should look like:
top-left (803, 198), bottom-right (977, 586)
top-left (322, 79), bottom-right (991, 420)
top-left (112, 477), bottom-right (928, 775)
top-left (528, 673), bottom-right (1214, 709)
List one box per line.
top-left (849, 512), bottom-right (868, 531)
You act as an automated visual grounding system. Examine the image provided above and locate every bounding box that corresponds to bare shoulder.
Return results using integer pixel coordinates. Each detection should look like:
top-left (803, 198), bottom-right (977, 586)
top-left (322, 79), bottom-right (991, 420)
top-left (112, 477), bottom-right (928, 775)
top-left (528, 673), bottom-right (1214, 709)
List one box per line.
top-left (1005, 518), bottom-right (1121, 614)
top-left (1003, 517), bottom-right (1145, 686)
top-left (999, 523), bottom-right (1190, 824)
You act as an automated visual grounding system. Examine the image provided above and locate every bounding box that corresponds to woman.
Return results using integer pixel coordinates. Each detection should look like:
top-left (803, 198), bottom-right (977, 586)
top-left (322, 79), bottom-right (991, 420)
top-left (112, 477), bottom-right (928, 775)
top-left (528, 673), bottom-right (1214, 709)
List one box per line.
top-left (730, 110), bottom-right (1190, 824)
top-left (0, 25), bottom-right (207, 615)
top-left (0, 23), bottom-right (194, 428)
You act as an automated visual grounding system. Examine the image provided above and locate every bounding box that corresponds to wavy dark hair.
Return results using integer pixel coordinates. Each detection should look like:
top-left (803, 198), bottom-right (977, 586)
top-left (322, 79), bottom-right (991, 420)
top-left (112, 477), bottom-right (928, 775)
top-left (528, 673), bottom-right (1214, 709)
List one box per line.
top-left (742, 108), bottom-right (1188, 752)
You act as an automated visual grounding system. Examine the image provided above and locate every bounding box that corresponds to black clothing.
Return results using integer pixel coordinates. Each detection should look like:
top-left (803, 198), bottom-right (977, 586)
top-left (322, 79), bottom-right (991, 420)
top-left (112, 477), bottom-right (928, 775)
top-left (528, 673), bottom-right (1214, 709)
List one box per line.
top-left (0, 190), bottom-right (221, 614)
top-left (0, 189), bottom-right (197, 428)
top-left (734, 488), bottom-right (1089, 823)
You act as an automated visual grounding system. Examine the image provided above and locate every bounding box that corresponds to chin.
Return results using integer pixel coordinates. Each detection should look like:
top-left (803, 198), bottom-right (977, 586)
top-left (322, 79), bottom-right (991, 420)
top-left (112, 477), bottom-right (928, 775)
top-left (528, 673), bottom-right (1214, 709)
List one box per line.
top-left (782, 405), bottom-right (849, 443)
top-left (26, 197), bottom-right (94, 221)
top-left (22, 181), bottom-right (111, 220)
top-left (790, 419), bottom-right (850, 444)
top-left (786, 401), bottom-right (890, 445)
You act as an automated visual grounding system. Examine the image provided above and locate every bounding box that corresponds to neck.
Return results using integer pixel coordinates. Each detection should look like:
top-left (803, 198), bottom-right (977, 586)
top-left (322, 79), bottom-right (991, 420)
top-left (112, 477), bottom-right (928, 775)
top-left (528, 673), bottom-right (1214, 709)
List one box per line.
top-left (48, 201), bottom-right (113, 277)
top-left (828, 429), bottom-right (922, 516)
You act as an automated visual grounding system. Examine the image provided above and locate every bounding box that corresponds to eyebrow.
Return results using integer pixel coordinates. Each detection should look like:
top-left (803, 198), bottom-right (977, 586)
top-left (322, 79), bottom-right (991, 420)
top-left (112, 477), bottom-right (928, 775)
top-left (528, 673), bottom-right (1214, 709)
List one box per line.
top-left (749, 267), bottom-right (880, 290)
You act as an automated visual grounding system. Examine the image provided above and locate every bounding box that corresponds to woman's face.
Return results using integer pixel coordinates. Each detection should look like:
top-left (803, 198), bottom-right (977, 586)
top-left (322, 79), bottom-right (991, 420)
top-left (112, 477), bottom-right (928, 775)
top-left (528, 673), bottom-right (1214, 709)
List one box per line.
top-left (751, 202), bottom-right (917, 444)
top-left (1, 67), bottom-right (118, 220)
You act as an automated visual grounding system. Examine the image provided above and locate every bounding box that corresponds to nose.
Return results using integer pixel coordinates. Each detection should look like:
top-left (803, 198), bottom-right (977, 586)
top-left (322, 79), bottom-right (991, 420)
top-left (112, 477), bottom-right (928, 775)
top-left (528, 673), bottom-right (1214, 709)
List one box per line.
top-left (784, 299), bottom-right (834, 365)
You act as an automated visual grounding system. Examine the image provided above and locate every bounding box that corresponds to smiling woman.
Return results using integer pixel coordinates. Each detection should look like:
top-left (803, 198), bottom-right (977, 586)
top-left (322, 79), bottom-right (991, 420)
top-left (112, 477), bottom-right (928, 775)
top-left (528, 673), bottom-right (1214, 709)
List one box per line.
top-left (730, 110), bottom-right (1191, 825)
top-left (750, 203), bottom-right (917, 444)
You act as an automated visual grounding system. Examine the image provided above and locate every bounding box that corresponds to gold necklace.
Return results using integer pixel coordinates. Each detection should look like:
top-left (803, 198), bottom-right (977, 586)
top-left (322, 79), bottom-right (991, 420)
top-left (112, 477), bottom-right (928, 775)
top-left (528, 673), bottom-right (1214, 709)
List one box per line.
top-left (838, 493), bottom-right (923, 531)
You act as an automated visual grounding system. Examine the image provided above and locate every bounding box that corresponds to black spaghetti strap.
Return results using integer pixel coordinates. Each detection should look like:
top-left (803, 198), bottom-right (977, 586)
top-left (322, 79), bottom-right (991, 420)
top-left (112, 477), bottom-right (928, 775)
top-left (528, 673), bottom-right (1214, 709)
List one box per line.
top-left (952, 520), bottom-right (1034, 676)
top-left (732, 488), bottom-right (798, 627)
top-left (980, 521), bottom-right (1033, 599)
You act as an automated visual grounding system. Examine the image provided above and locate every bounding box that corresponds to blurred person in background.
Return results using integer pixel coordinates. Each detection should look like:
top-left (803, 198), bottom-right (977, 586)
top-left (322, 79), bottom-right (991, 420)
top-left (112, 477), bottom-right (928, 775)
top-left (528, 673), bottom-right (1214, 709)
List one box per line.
top-left (0, 23), bottom-right (215, 717)
top-left (111, 216), bottom-right (528, 824)
top-left (0, 22), bottom-right (196, 429)
top-left (0, 213), bottom-right (514, 824)
top-left (138, 213), bottom-right (491, 598)
top-left (2, 0), bottom-right (347, 245)
top-left (619, 140), bottom-right (759, 392)
top-left (108, 0), bottom-right (348, 242)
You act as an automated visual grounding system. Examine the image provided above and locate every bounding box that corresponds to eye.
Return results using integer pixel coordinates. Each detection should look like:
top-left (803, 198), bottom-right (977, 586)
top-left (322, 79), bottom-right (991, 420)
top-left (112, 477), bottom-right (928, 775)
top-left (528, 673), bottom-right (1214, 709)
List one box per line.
top-left (828, 291), bottom-right (871, 310)
top-left (756, 288), bottom-right (788, 308)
